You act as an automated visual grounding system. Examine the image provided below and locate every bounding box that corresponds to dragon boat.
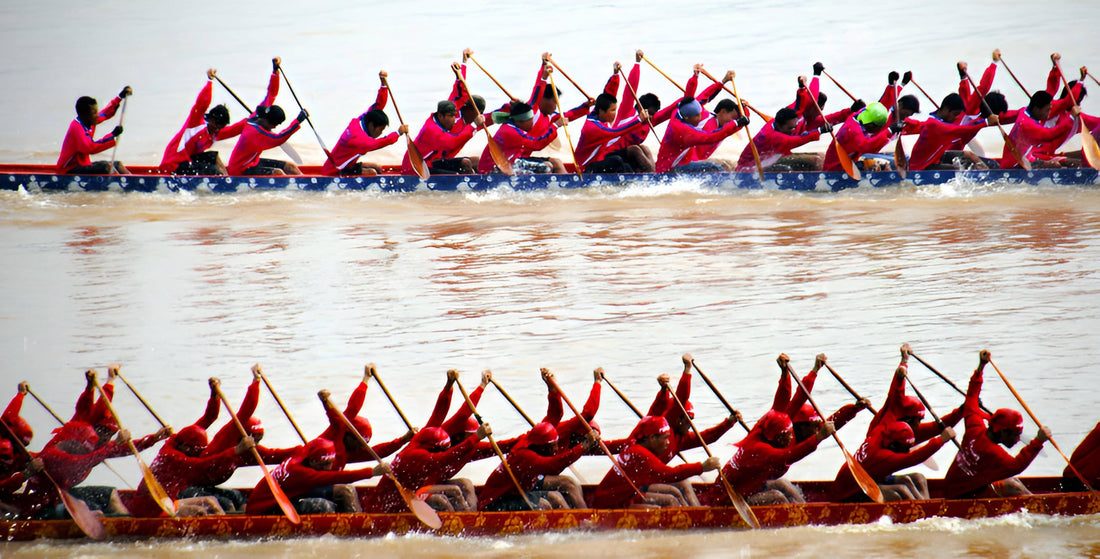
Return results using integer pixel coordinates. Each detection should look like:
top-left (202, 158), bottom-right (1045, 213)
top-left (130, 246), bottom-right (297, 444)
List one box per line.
top-left (2, 164), bottom-right (1098, 194)
top-left (4, 477), bottom-right (1096, 541)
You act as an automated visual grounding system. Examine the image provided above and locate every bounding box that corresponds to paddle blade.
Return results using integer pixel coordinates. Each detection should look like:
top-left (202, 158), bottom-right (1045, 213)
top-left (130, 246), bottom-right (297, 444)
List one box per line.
top-left (59, 488), bottom-right (106, 540)
top-left (844, 450), bottom-right (884, 503)
top-left (485, 133), bottom-right (514, 176)
top-left (262, 464), bottom-right (301, 525)
top-left (719, 474), bottom-right (760, 529)
top-left (922, 455), bottom-right (939, 471)
top-left (894, 139), bottom-right (908, 179)
top-left (406, 137), bottom-right (431, 180)
top-left (834, 140), bottom-right (861, 180)
top-left (967, 138), bottom-right (988, 157)
top-left (280, 143), bottom-right (303, 165)
top-left (1000, 130), bottom-right (1032, 171)
top-left (400, 484), bottom-right (442, 529)
top-left (1081, 128), bottom-right (1100, 170)
top-left (132, 447), bottom-right (177, 517)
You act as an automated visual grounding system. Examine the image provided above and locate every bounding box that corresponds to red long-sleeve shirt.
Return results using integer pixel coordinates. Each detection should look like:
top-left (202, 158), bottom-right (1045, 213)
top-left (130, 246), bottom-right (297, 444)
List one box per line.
top-left (943, 367), bottom-right (1044, 498)
top-left (365, 436), bottom-right (482, 513)
top-left (1066, 421), bottom-right (1100, 488)
top-left (245, 444), bottom-right (377, 515)
top-left (56, 97), bottom-right (122, 173)
top-left (655, 114), bottom-right (741, 172)
top-left (476, 121), bottom-right (558, 173)
top-left (127, 437), bottom-right (243, 517)
top-left (610, 68), bottom-right (698, 150)
top-left (477, 443), bottom-right (586, 510)
top-left (226, 117), bottom-right (302, 175)
top-left (700, 429), bottom-right (820, 505)
top-left (998, 107), bottom-right (1075, 168)
top-left (322, 85), bottom-right (399, 175)
top-left (204, 380), bottom-right (259, 456)
top-left (823, 111), bottom-right (893, 172)
top-left (909, 113), bottom-right (990, 170)
top-left (591, 442), bottom-right (703, 509)
top-left (737, 121), bottom-right (822, 172)
top-left (830, 430), bottom-right (947, 501)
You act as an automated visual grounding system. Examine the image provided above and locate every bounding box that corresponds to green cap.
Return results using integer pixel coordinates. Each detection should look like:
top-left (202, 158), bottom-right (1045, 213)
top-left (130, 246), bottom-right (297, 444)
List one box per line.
top-left (856, 102), bottom-right (889, 126)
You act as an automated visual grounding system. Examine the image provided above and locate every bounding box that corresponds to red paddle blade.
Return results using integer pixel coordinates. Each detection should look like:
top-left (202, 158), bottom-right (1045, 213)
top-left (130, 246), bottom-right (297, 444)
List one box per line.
top-left (59, 489), bottom-right (107, 540)
top-left (401, 485), bottom-right (442, 529)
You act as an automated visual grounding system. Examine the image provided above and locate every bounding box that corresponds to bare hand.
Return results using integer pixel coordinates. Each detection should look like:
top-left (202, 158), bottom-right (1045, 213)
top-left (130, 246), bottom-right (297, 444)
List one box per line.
top-left (723, 70), bottom-right (735, 83)
top-left (992, 49), bottom-right (1001, 62)
top-left (777, 353), bottom-right (790, 369)
top-left (402, 428), bottom-right (417, 442)
top-left (373, 462), bottom-right (392, 477)
top-left (940, 427), bottom-right (956, 441)
top-left (542, 52), bottom-right (552, 63)
top-left (1051, 52), bottom-right (1061, 65)
top-left (25, 457), bottom-right (45, 475)
top-left (473, 114), bottom-right (486, 128)
top-left (639, 108), bottom-right (651, 123)
top-left (85, 369), bottom-right (97, 382)
top-left (479, 369), bottom-right (492, 388)
top-left (117, 429), bottom-right (132, 444)
top-left (379, 70), bottom-right (388, 81)
top-left (986, 115), bottom-right (999, 126)
top-left (594, 367), bottom-right (604, 383)
top-left (451, 62), bottom-right (461, 73)
top-left (1036, 425), bottom-right (1052, 443)
top-left (729, 410), bottom-right (743, 424)
top-left (814, 353), bottom-right (827, 370)
top-left (1081, 66), bottom-right (1088, 80)
top-left (693, 63), bottom-right (704, 75)
top-left (957, 61), bottom-right (968, 74)
top-left (208, 377), bottom-right (220, 390)
top-left (363, 364), bottom-right (375, 382)
top-left (657, 373), bottom-right (671, 387)
top-left (1071, 105), bottom-right (1081, 116)
top-left (272, 57), bottom-right (282, 71)
top-left (107, 363), bottom-right (121, 381)
top-left (251, 364), bottom-right (263, 380)
top-left (816, 421), bottom-right (836, 439)
top-left (979, 349), bottom-right (991, 365)
top-left (477, 422), bottom-right (492, 439)
top-left (682, 353), bottom-right (694, 366)
top-left (207, 68), bottom-right (217, 80)
top-left (895, 365), bottom-right (908, 381)
top-left (553, 116), bottom-right (566, 128)
top-left (584, 431), bottom-right (601, 450)
top-left (701, 456), bottom-right (721, 471)
top-left (235, 436), bottom-right (256, 454)
top-left (541, 368), bottom-right (555, 384)
top-left (155, 426), bottom-right (173, 441)
top-left (613, 61), bottom-right (622, 73)
top-left (318, 389), bottom-right (332, 403)
top-left (17, 381), bottom-right (29, 394)
top-left (398, 124), bottom-right (409, 135)
top-left (462, 48), bottom-right (473, 61)
top-left (635, 49), bottom-right (644, 63)
top-left (446, 369), bottom-right (459, 383)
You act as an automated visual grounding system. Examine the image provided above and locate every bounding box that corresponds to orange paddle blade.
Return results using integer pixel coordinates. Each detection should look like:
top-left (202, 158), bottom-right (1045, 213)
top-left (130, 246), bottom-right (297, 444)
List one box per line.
top-left (402, 485), bottom-right (443, 529)
top-left (1080, 126), bottom-right (1100, 170)
top-left (843, 446), bottom-right (884, 503)
top-left (718, 472), bottom-right (761, 528)
top-left (894, 139), bottom-right (909, 179)
top-left (999, 129), bottom-right (1032, 171)
top-left (259, 461), bottom-right (301, 524)
top-left (59, 487), bottom-right (107, 540)
top-left (835, 140), bottom-right (861, 180)
top-left (485, 132), bottom-right (513, 175)
top-left (406, 137), bottom-right (431, 179)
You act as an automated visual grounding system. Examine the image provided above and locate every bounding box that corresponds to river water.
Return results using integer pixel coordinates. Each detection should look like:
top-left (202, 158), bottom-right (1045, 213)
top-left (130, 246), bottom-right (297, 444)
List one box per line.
top-left (2, 0), bottom-right (1100, 557)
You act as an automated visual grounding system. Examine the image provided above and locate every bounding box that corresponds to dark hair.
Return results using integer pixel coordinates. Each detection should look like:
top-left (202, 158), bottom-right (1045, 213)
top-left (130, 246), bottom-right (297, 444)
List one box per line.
top-left (1060, 81), bottom-right (1087, 101)
top-left (594, 92), bottom-right (617, 113)
top-left (898, 94), bottom-right (920, 113)
top-left (510, 102), bottom-right (533, 117)
top-left (941, 93), bottom-right (965, 112)
top-left (775, 107), bottom-right (798, 125)
top-left (76, 96), bottom-right (97, 114)
top-left (258, 105), bottom-right (286, 125)
top-left (983, 91), bottom-right (1008, 116)
top-left (638, 93), bottom-right (660, 113)
top-left (363, 108), bottom-right (389, 128)
top-left (463, 95), bottom-right (486, 113)
top-left (817, 91), bottom-right (828, 108)
top-left (714, 99), bottom-right (738, 114)
top-left (542, 86), bottom-right (563, 100)
top-left (205, 104), bottom-right (230, 127)
top-left (1028, 90), bottom-right (1054, 113)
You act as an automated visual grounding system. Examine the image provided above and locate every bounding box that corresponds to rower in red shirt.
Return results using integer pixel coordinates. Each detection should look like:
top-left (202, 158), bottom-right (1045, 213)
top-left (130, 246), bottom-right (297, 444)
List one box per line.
top-left (478, 421), bottom-right (597, 511)
top-left (699, 409), bottom-right (831, 506)
top-left (401, 51), bottom-right (488, 175)
top-left (316, 367), bottom-right (414, 470)
top-left (737, 107), bottom-right (831, 172)
top-left (866, 345), bottom-right (964, 444)
top-left (478, 100), bottom-right (559, 174)
top-left (909, 93), bottom-right (998, 171)
top-left (591, 415), bottom-right (719, 509)
top-left (823, 102), bottom-right (902, 173)
top-left (1063, 421), bottom-right (1100, 491)
top-left (831, 421), bottom-right (954, 502)
top-left (160, 67), bottom-right (276, 175)
top-left (572, 62), bottom-right (651, 173)
top-left (246, 437), bottom-right (388, 515)
top-left (200, 367), bottom-right (299, 477)
top-left (0, 439), bottom-right (42, 507)
top-left (322, 72), bottom-right (406, 176)
top-left (56, 87), bottom-right (130, 175)
top-left (998, 91), bottom-right (1079, 169)
top-left (943, 350), bottom-right (1050, 498)
top-left (226, 59), bottom-right (305, 176)
top-left (2, 383), bottom-right (34, 464)
top-left (777, 354), bottom-right (871, 445)
top-left (655, 81), bottom-right (748, 173)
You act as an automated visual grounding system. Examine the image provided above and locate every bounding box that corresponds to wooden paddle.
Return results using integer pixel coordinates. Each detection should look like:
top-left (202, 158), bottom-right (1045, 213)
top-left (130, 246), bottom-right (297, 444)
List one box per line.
top-left (547, 59), bottom-right (593, 101)
top-left (452, 68), bottom-right (514, 175)
top-left (909, 78), bottom-right (941, 111)
top-left (821, 70), bottom-right (858, 102)
top-left (212, 69), bottom-right (302, 164)
top-left (254, 365), bottom-right (308, 444)
top-left (617, 67), bottom-right (662, 146)
top-left (908, 350), bottom-right (992, 415)
top-left (1, 418), bottom-right (106, 539)
top-left (784, 361), bottom-right (883, 503)
top-left (661, 378), bottom-right (760, 528)
top-left (889, 83), bottom-right (909, 179)
top-left (963, 71), bottom-right (1031, 171)
top-left (111, 365), bottom-right (170, 431)
top-left (317, 390), bottom-right (443, 528)
top-left (1052, 61), bottom-right (1100, 170)
top-left (277, 62), bottom-right (337, 167)
top-left (366, 364), bottom-right (415, 432)
top-left (987, 358), bottom-right (1094, 492)
top-left (804, 77), bottom-right (859, 180)
top-left (381, 73), bottom-right (430, 179)
top-left (696, 69), bottom-right (764, 180)
top-left (453, 375), bottom-right (537, 511)
top-left (603, 369), bottom-right (693, 465)
top-left (108, 94), bottom-right (128, 176)
top-left (211, 378), bottom-right (300, 524)
top-left (544, 372), bottom-right (647, 502)
top-left (467, 55), bottom-right (519, 103)
top-left (1087, 70), bottom-right (1100, 88)
top-left (89, 371), bottom-right (177, 517)
top-left (490, 370), bottom-right (588, 482)
top-left (685, 356), bottom-right (750, 432)
top-left (546, 68), bottom-right (582, 177)
top-left (994, 51), bottom-right (1031, 97)
top-left (903, 376), bottom-right (960, 451)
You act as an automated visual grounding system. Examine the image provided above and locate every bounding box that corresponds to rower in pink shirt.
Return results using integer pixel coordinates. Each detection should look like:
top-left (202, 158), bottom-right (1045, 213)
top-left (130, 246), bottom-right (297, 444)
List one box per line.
top-left (322, 72), bottom-right (405, 176)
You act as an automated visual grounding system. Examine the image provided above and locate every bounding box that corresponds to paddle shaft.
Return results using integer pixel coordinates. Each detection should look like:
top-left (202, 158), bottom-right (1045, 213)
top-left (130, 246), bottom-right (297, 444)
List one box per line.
top-left (277, 66), bottom-right (336, 165)
top-left (1088, 71), bottom-right (1100, 88)
top-left (822, 363), bottom-right (878, 416)
top-left (213, 382), bottom-right (301, 524)
top-left (90, 374), bottom-right (176, 517)
top-left (821, 70), bottom-right (857, 102)
top-left (454, 377), bottom-right (537, 510)
top-left (257, 371), bottom-right (308, 444)
top-left (544, 375), bottom-right (644, 500)
top-left (108, 97), bottom-right (127, 175)
top-left (368, 367), bottom-right (414, 431)
top-left (891, 83), bottom-right (909, 178)
top-left (909, 78), bottom-right (941, 110)
top-left (642, 56), bottom-right (686, 93)
top-left (214, 75), bottom-right (254, 112)
top-left (382, 78), bottom-right (430, 179)
top-left (116, 370), bottom-right (168, 429)
top-left (547, 70), bottom-right (582, 177)
top-left (467, 55), bottom-right (517, 101)
top-left (617, 68), bottom-right (662, 146)
top-left (603, 373), bottom-right (691, 464)
top-left (998, 56), bottom-right (1032, 97)
top-left (688, 361), bottom-right (750, 431)
top-left (663, 384), bottom-right (760, 528)
top-left (909, 352), bottom-right (992, 415)
top-left (903, 376), bottom-right (961, 450)
top-left (786, 363), bottom-right (883, 503)
top-left (806, 83), bottom-right (859, 180)
top-left (963, 72), bottom-right (1030, 170)
top-left (547, 60), bottom-right (592, 100)
top-left (489, 379), bottom-right (536, 427)
top-left (698, 69), bottom-right (763, 180)
top-left (1052, 63), bottom-right (1099, 170)
top-left (988, 360), bottom-right (1094, 491)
